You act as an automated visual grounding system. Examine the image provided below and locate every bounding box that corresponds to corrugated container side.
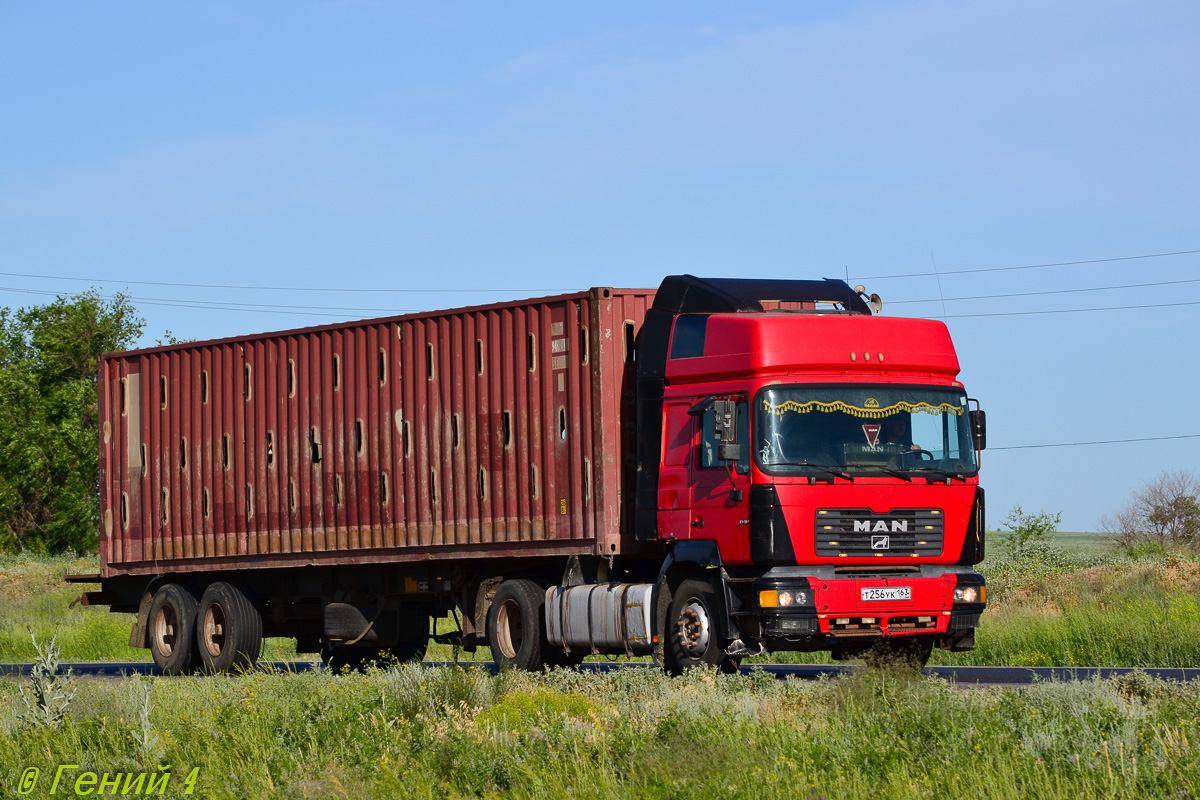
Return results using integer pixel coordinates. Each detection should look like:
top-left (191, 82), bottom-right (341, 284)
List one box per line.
top-left (98, 288), bottom-right (654, 578)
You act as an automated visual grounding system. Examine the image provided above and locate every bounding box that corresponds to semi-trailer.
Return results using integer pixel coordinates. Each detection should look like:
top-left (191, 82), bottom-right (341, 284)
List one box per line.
top-left (71, 275), bottom-right (987, 674)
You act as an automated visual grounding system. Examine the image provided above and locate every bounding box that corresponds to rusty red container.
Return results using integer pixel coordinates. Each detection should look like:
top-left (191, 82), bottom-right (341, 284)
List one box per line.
top-left (98, 288), bottom-right (655, 578)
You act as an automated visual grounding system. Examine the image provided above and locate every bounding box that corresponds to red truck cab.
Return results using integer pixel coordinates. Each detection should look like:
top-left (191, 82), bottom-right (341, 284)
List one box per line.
top-left (638, 277), bottom-right (985, 667)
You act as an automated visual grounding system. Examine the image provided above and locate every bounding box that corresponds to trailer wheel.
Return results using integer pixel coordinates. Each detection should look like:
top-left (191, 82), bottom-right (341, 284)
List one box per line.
top-left (486, 579), bottom-right (546, 671)
top-left (196, 582), bottom-right (262, 673)
top-left (148, 584), bottom-right (199, 676)
top-left (665, 577), bottom-right (738, 675)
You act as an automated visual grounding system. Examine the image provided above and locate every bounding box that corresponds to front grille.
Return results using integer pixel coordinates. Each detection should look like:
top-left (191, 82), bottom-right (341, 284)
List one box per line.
top-left (814, 508), bottom-right (945, 558)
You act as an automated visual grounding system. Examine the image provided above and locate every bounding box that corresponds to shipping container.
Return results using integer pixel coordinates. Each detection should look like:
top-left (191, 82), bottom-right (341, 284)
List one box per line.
top-left (98, 288), bottom-right (655, 578)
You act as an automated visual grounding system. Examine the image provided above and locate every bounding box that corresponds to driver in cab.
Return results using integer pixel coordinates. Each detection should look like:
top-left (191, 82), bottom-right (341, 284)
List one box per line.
top-left (881, 412), bottom-right (922, 452)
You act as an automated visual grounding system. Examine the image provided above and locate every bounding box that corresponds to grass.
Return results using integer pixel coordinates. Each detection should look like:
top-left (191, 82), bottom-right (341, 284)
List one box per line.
top-left (4, 546), bottom-right (1200, 798)
top-left (2, 662), bottom-right (1199, 798)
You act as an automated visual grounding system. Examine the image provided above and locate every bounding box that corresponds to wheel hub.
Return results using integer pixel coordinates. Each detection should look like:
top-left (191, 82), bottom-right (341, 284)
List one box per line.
top-left (676, 600), bottom-right (711, 656)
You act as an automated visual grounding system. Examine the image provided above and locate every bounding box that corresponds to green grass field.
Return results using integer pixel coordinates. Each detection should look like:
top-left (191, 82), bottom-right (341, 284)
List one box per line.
top-left (4, 546), bottom-right (1200, 798)
top-left (2, 660), bottom-right (1198, 798)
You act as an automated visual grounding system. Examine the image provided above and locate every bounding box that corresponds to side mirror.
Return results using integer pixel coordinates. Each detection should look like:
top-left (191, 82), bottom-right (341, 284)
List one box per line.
top-left (969, 408), bottom-right (986, 451)
top-left (712, 399), bottom-right (737, 447)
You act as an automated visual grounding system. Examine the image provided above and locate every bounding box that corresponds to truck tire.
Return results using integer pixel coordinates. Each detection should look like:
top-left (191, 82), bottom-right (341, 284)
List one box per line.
top-left (486, 579), bottom-right (546, 671)
top-left (148, 584), bottom-right (199, 676)
top-left (664, 577), bottom-right (739, 675)
top-left (196, 582), bottom-right (263, 673)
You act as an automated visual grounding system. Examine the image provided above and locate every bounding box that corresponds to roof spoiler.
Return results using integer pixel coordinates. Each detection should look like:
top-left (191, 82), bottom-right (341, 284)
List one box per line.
top-left (650, 275), bottom-right (873, 316)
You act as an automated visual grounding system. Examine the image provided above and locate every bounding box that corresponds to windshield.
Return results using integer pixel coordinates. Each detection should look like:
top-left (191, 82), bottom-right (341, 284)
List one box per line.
top-left (754, 385), bottom-right (977, 476)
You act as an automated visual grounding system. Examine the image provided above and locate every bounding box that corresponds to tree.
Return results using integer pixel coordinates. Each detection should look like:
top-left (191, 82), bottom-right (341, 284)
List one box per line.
top-left (1002, 505), bottom-right (1062, 554)
top-left (1101, 469), bottom-right (1200, 552)
top-left (0, 291), bottom-right (143, 553)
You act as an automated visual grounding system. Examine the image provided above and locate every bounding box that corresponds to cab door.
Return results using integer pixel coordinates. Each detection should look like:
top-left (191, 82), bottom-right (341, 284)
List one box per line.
top-left (689, 398), bottom-right (752, 562)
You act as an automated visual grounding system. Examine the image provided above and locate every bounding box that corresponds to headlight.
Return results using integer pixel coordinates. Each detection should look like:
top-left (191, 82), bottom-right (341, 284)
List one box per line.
top-left (954, 586), bottom-right (981, 603)
top-left (759, 589), bottom-right (810, 608)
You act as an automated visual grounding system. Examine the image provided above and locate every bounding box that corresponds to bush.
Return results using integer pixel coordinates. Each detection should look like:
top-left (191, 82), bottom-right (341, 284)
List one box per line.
top-left (1002, 505), bottom-right (1063, 555)
top-left (1102, 469), bottom-right (1200, 554)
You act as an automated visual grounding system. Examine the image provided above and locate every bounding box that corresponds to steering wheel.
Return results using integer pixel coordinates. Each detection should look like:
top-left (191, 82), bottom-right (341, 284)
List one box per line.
top-left (905, 448), bottom-right (934, 461)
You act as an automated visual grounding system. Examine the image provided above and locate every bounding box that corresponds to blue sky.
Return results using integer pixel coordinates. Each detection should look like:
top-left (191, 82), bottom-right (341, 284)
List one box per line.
top-left (2, 1), bottom-right (1197, 531)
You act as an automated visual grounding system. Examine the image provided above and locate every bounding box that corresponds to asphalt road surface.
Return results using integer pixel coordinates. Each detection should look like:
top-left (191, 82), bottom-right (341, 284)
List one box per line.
top-left (2, 661), bottom-right (1198, 685)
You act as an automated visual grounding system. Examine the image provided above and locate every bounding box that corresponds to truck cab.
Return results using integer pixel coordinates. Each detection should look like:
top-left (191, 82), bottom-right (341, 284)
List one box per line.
top-left (637, 276), bottom-right (986, 669)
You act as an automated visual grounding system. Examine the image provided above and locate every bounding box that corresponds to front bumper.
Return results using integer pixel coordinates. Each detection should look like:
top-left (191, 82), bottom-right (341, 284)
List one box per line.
top-left (744, 571), bottom-right (986, 648)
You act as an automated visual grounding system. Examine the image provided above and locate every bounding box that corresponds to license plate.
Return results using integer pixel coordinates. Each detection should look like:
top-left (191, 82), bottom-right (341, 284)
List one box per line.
top-left (860, 587), bottom-right (911, 602)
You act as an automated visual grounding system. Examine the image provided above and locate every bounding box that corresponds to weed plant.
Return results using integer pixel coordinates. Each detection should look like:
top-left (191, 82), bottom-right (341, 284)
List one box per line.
top-left (2, 664), bottom-right (1199, 798)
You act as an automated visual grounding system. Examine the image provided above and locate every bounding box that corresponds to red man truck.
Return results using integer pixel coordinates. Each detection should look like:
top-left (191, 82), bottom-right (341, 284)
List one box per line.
top-left (73, 275), bottom-right (986, 674)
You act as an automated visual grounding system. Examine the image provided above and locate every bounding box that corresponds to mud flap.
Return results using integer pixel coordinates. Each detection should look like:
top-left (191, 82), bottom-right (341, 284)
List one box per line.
top-left (128, 590), bottom-right (153, 649)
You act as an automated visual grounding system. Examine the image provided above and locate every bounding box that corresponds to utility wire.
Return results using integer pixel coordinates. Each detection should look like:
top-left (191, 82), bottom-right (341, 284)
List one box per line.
top-left (2, 246), bottom-right (1194, 295)
top-left (0, 286), bottom-right (420, 315)
top-left (0, 270), bottom-right (559, 295)
top-left (0, 286), bottom-right (420, 317)
top-left (855, 248), bottom-right (1200, 281)
top-left (942, 300), bottom-right (1200, 318)
top-left (990, 434), bottom-right (1200, 451)
top-left (887, 277), bottom-right (1200, 306)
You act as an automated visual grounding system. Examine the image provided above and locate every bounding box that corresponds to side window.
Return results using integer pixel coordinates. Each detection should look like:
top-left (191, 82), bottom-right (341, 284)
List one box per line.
top-left (698, 399), bottom-right (750, 475)
top-left (670, 315), bottom-right (709, 359)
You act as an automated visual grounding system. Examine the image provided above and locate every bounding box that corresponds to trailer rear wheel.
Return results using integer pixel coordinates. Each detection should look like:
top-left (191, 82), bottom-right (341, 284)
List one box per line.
top-left (196, 582), bottom-right (262, 673)
top-left (487, 579), bottom-right (546, 671)
top-left (148, 584), bottom-right (198, 676)
top-left (665, 577), bottom-right (739, 675)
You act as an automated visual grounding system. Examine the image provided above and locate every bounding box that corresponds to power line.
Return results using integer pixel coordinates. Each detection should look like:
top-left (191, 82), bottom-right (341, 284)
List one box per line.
top-left (0, 287), bottom-right (411, 318)
top-left (990, 434), bottom-right (1200, 451)
top-left (3, 247), bottom-right (1196, 296)
top-left (0, 271), bottom-right (559, 295)
top-left (856, 248), bottom-right (1200, 281)
top-left (942, 300), bottom-right (1200, 318)
top-left (887, 277), bottom-right (1200, 306)
top-left (0, 286), bottom-right (421, 315)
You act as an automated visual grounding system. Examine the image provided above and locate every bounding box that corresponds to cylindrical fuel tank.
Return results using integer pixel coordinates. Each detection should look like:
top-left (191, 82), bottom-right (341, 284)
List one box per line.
top-left (544, 584), bottom-right (655, 655)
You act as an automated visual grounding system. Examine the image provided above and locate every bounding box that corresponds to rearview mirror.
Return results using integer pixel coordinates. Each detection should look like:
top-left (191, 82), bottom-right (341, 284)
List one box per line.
top-left (969, 408), bottom-right (986, 451)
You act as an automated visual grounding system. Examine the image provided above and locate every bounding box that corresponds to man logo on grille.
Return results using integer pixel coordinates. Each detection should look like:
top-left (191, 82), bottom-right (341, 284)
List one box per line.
top-left (871, 535), bottom-right (890, 550)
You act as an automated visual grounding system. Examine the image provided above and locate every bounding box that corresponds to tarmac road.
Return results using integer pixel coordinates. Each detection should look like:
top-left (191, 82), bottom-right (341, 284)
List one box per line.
top-left (2, 661), bottom-right (1198, 685)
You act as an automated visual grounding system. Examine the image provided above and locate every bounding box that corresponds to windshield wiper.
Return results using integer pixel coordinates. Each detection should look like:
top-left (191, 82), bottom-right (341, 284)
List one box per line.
top-left (857, 464), bottom-right (913, 482)
top-left (773, 461), bottom-right (855, 481)
top-left (908, 466), bottom-right (967, 483)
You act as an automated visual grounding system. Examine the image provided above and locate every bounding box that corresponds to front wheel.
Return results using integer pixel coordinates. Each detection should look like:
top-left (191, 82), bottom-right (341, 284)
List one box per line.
top-left (664, 577), bottom-right (739, 675)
